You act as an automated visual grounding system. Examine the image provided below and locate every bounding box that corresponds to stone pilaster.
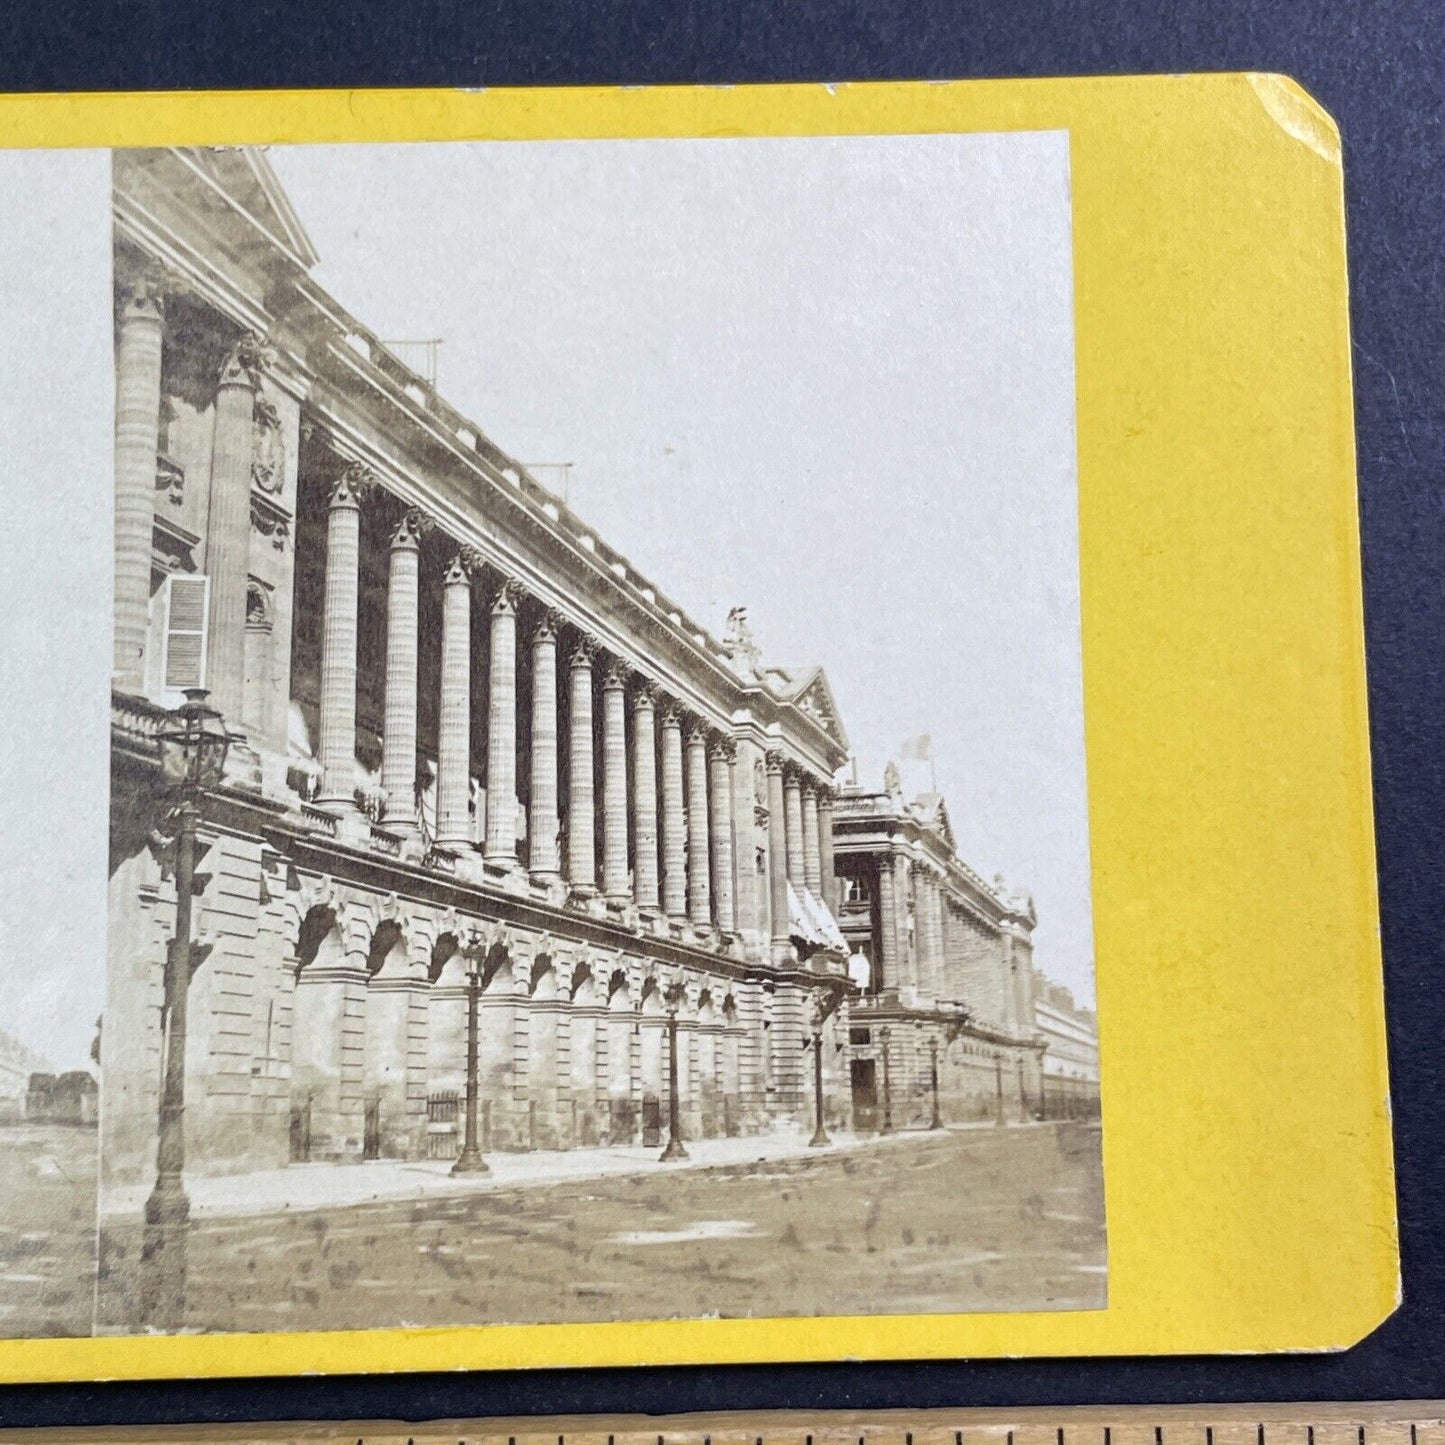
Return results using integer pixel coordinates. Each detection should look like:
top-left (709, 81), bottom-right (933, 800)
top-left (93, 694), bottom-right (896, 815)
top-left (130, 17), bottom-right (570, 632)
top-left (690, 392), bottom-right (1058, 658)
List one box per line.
top-left (601, 660), bottom-right (631, 899)
top-left (484, 578), bottom-right (522, 866)
top-left (783, 768), bottom-right (805, 886)
top-left (566, 636), bottom-right (597, 892)
top-left (709, 739), bottom-right (736, 933)
top-left (380, 511), bottom-right (424, 837)
top-left (435, 552), bottom-right (474, 848)
top-left (801, 780), bottom-right (822, 895)
top-left (632, 682), bottom-right (660, 911)
top-left (876, 857), bottom-right (898, 993)
top-left (895, 854), bottom-right (916, 992)
top-left (316, 463), bottom-right (368, 809)
top-left (659, 703), bottom-right (687, 920)
top-left (817, 787), bottom-right (837, 915)
top-left (685, 722), bottom-right (711, 925)
top-left (206, 333), bottom-right (273, 726)
top-left (766, 750), bottom-right (790, 956)
top-left (528, 612), bottom-right (562, 880)
top-left (112, 267), bottom-right (164, 695)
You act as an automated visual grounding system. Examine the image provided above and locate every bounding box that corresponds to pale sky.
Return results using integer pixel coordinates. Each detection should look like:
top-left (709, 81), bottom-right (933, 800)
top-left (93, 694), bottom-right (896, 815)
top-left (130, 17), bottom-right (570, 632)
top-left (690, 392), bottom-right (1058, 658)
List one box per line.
top-left (269, 132), bottom-right (1094, 1005)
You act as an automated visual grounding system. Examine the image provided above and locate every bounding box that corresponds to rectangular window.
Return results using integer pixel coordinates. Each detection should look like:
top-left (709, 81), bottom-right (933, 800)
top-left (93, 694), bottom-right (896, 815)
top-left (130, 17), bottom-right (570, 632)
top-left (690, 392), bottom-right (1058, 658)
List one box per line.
top-left (162, 573), bottom-right (209, 691)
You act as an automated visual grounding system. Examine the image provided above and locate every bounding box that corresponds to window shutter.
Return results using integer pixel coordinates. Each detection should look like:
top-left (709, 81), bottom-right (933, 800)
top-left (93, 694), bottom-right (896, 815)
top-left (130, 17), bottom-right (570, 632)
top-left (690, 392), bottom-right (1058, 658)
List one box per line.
top-left (163, 574), bottom-right (209, 691)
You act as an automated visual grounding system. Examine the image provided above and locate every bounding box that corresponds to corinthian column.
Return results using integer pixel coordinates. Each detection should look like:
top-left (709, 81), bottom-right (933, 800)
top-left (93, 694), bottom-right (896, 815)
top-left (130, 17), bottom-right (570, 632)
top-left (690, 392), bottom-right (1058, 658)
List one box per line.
top-left (207, 333), bottom-right (273, 725)
top-left (113, 267), bottom-right (164, 695)
top-left (316, 464), bottom-right (369, 809)
top-left (380, 510), bottom-right (424, 837)
top-left (632, 682), bottom-right (660, 911)
top-left (766, 750), bottom-right (790, 954)
top-left (484, 578), bottom-right (522, 866)
top-left (528, 612), bottom-right (561, 881)
top-left (685, 722), bottom-right (711, 925)
top-left (601, 660), bottom-right (631, 899)
top-left (801, 781), bottom-right (822, 896)
top-left (783, 769), bottom-right (805, 886)
top-left (709, 740), bottom-right (736, 934)
top-left (435, 552), bottom-right (474, 848)
top-left (817, 787), bottom-right (837, 914)
top-left (566, 637), bottom-right (597, 892)
top-left (895, 854), bottom-right (915, 990)
top-left (659, 703), bottom-right (686, 920)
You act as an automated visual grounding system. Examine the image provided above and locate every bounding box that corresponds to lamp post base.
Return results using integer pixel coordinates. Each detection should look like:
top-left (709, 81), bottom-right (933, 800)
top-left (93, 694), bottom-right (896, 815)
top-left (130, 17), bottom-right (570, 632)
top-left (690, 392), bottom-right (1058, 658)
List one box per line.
top-left (139, 1177), bottom-right (191, 1331)
top-left (808, 1124), bottom-right (831, 1148)
top-left (659, 1134), bottom-right (689, 1162)
top-left (451, 1148), bottom-right (490, 1176)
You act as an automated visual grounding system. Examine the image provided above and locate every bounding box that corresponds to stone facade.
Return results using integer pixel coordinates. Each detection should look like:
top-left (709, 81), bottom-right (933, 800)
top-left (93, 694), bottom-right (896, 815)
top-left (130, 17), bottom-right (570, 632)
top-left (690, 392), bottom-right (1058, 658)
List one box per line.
top-left (831, 771), bottom-right (1074, 1126)
top-left (104, 148), bottom-right (856, 1189)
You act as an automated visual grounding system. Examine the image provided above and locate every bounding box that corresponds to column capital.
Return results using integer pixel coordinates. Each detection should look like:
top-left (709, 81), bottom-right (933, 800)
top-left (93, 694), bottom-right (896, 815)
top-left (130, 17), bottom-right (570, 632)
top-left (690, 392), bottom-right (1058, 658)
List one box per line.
top-left (568, 634), bottom-right (598, 671)
top-left (489, 576), bottom-right (525, 616)
top-left (390, 507), bottom-right (431, 551)
top-left (633, 677), bottom-right (661, 709)
top-left (115, 259), bottom-right (167, 324)
top-left (800, 777), bottom-right (819, 800)
top-left (658, 699), bottom-right (684, 729)
top-left (442, 551), bottom-right (473, 589)
top-left (764, 748), bottom-right (787, 776)
top-left (329, 461), bottom-right (377, 511)
top-left (683, 717), bottom-right (711, 749)
top-left (601, 657), bottom-right (631, 692)
top-left (708, 736), bottom-right (736, 764)
top-left (218, 330), bottom-right (275, 391)
top-left (530, 607), bottom-right (563, 646)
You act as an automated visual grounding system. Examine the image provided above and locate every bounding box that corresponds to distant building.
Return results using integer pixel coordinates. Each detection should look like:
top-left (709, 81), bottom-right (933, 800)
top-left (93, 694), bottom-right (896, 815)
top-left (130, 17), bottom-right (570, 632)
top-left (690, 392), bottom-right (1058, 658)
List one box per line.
top-left (1034, 981), bottom-right (1100, 1118)
top-left (0, 1029), bottom-right (51, 1122)
top-left (25, 1071), bottom-right (99, 1127)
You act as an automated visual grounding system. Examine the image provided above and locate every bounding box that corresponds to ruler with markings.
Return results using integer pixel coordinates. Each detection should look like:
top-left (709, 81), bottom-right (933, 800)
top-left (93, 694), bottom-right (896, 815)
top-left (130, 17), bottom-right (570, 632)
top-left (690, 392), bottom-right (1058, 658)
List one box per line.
top-left (0, 1404), bottom-right (1442, 1445)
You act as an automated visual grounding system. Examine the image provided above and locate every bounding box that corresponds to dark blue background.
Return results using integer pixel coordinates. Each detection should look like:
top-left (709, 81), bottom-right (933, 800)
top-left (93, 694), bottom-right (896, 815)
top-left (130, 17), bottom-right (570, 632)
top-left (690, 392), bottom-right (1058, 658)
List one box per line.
top-left (1, 0), bottom-right (1440, 1426)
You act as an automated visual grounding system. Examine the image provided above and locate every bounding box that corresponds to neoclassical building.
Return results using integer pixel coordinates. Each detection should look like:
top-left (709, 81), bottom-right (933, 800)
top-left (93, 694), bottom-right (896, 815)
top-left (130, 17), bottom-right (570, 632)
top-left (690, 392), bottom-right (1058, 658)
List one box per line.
top-left (105, 147), bottom-right (857, 1186)
top-left (831, 765), bottom-right (1088, 1128)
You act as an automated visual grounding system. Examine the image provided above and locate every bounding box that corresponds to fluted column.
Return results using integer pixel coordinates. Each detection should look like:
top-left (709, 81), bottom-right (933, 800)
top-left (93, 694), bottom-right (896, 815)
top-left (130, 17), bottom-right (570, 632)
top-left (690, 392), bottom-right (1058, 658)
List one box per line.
top-left (317, 465), bottom-right (368, 808)
top-left (380, 510), bottom-right (424, 836)
top-left (685, 722), bottom-right (711, 925)
top-left (659, 703), bottom-right (687, 919)
top-left (566, 637), bottom-right (597, 892)
top-left (919, 873), bottom-right (942, 1000)
top-left (601, 660), bottom-right (631, 898)
top-left (113, 268), bottom-right (164, 695)
top-left (876, 859), bottom-right (898, 993)
top-left (801, 781), bottom-right (822, 896)
top-left (207, 334), bottom-right (273, 724)
top-left (528, 612), bottom-right (561, 880)
top-left (766, 750), bottom-right (790, 953)
top-left (484, 579), bottom-right (522, 865)
top-left (783, 769), bottom-right (805, 885)
top-left (818, 787), bottom-right (837, 915)
top-left (709, 740), bottom-right (736, 933)
top-left (436, 552), bottom-right (474, 848)
top-left (632, 683), bottom-right (660, 911)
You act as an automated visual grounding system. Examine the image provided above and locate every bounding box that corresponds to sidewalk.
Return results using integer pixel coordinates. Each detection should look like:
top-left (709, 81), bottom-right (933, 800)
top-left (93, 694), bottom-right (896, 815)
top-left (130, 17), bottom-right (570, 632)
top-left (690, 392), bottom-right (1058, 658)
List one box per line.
top-left (103, 1119), bottom-right (1027, 1221)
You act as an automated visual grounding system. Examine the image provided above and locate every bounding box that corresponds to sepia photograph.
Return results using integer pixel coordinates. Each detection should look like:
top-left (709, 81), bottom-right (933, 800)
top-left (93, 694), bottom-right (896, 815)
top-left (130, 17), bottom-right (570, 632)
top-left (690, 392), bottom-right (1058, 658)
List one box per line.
top-left (9, 130), bottom-right (1104, 1338)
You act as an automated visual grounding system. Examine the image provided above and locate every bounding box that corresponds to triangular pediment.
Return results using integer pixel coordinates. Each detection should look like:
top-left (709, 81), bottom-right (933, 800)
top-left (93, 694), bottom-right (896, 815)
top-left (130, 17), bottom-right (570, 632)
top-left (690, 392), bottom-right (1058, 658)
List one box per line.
top-left (784, 666), bottom-right (849, 752)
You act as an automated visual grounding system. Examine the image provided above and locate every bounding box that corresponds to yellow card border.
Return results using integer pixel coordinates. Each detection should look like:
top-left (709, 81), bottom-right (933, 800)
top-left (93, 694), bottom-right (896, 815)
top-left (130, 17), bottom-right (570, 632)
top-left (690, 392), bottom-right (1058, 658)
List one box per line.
top-left (0, 73), bottom-right (1397, 1379)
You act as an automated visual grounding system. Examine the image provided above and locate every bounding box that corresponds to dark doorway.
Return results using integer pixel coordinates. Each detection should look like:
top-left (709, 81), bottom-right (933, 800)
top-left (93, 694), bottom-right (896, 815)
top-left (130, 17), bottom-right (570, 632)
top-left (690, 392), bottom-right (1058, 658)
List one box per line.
top-left (850, 1057), bottom-right (879, 1133)
top-left (363, 1094), bottom-right (382, 1160)
top-left (288, 1093), bottom-right (312, 1163)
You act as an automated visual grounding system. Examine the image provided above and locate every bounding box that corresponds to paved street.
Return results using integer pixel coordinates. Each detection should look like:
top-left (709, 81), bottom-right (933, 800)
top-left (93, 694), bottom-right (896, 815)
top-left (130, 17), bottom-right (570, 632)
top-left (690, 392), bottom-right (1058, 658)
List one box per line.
top-left (0, 1123), bottom-right (98, 1337)
top-left (100, 1121), bottom-right (1104, 1332)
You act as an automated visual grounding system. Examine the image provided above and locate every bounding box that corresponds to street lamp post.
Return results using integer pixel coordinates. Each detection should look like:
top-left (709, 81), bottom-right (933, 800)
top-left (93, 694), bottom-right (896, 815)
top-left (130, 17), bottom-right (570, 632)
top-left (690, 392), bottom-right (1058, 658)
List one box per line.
top-left (452, 956), bottom-right (489, 1175)
top-left (660, 991), bottom-right (688, 1162)
top-left (141, 687), bottom-right (230, 1330)
top-left (927, 1035), bottom-right (943, 1130)
top-left (807, 1002), bottom-right (830, 1149)
top-left (879, 1025), bottom-right (894, 1135)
